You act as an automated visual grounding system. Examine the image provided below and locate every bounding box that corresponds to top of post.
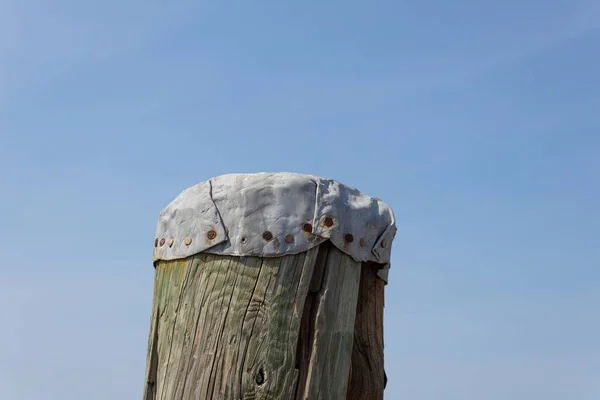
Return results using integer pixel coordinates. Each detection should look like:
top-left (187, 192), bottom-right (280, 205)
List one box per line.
top-left (153, 172), bottom-right (396, 282)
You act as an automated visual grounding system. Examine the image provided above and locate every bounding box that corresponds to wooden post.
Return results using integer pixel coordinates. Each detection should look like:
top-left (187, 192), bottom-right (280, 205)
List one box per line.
top-left (143, 173), bottom-right (396, 400)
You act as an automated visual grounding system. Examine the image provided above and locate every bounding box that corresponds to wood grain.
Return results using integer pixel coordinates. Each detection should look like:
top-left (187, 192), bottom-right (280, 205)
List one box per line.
top-left (347, 263), bottom-right (386, 400)
top-left (143, 244), bottom-right (365, 400)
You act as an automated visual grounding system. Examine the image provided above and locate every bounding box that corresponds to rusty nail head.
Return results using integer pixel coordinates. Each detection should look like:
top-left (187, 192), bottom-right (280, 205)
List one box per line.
top-left (184, 236), bottom-right (192, 246)
top-left (303, 223), bottom-right (313, 233)
top-left (324, 217), bottom-right (334, 227)
top-left (344, 234), bottom-right (354, 243)
top-left (262, 231), bottom-right (273, 241)
top-left (284, 234), bottom-right (294, 244)
top-left (168, 238), bottom-right (174, 247)
top-left (154, 238), bottom-right (158, 247)
top-left (207, 230), bottom-right (217, 240)
top-left (359, 238), bottom-right (366, 247)
top-left (159, 238), bottom-right (166, 247)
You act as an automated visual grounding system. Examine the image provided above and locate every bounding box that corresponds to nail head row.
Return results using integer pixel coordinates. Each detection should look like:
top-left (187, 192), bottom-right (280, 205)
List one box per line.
top-left (155, 217), bottom-right (389, 249)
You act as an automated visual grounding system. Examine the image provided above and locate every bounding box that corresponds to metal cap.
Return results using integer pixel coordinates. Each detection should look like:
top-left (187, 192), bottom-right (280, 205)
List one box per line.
top-left (153, 173), bottom-right (396, 282)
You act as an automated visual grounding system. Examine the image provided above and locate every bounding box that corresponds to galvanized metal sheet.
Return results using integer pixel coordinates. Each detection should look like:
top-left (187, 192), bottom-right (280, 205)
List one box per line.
top-left (153, 173), bottom-right (396, 282)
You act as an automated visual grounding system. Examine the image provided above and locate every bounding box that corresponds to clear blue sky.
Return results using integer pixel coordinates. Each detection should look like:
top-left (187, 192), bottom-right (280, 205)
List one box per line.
top-left (1, 1), bottom-right (599, 399)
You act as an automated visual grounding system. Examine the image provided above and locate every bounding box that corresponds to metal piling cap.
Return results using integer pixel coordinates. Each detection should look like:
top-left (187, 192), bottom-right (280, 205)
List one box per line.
top-left (153, 172), bottom-right (396, 282)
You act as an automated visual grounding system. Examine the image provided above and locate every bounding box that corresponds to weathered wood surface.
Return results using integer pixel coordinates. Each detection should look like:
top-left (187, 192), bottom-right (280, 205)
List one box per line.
top-left (143, 243), bottom-right (364, 400)
top-left (347, 263), bottom-right (386, 400)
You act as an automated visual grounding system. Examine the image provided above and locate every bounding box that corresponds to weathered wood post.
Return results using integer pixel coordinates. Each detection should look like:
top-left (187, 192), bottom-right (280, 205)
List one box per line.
top-left (143, 173), bottom-right (396, 400)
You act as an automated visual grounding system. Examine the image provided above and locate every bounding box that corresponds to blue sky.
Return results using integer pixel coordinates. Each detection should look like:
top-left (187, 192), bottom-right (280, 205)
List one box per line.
top-left (1, 0), bottom-right (599, 399)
